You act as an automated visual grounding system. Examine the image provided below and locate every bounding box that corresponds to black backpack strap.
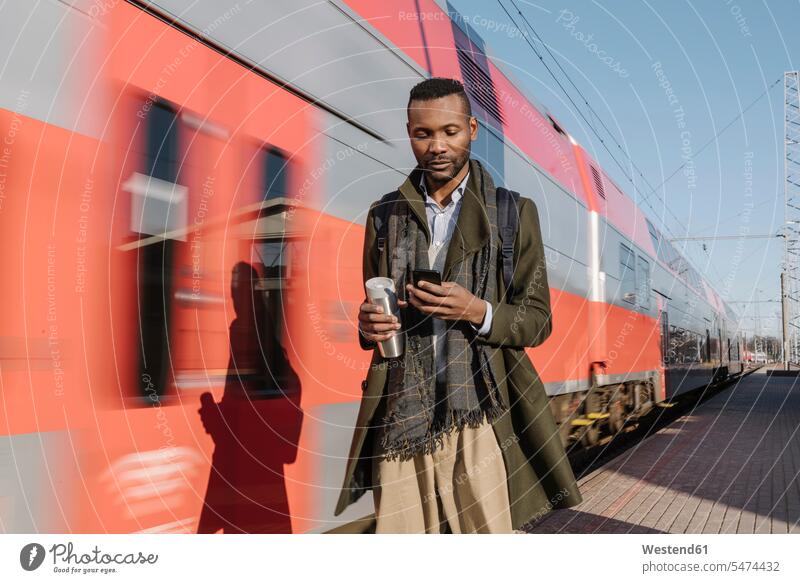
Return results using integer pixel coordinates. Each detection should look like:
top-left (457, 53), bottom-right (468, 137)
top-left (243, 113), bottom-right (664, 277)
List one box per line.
top-left (496, 186), bottom-right (521, 302)
top-left (372, 191), bottom-right (400, 254)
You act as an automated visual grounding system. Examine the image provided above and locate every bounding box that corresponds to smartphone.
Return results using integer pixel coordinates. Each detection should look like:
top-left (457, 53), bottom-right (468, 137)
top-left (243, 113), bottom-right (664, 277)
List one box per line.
top-left (412, 268), bottom-right (442, 288)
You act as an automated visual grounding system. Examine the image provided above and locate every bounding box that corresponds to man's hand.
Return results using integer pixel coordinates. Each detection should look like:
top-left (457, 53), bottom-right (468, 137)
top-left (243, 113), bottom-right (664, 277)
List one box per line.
top-left (358, 298), bottom-right (408, 343)
top-left (406, 281), bottom-right (487, 325)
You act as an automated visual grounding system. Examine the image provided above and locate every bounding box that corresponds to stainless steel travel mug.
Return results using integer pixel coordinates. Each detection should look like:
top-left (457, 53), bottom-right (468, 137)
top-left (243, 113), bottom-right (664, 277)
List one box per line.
top-left (365, 277), bottom-right (404, 358)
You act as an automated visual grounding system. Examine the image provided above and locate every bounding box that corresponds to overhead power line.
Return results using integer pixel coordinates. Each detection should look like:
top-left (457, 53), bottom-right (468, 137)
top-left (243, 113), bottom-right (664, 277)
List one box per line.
top-left (501, 0), bottom-right (780, 238)
top-left (652, 76), bottom-right (783, 192)
top-left (669, 233), bottom-right (783, 241)
top-left (496, 0), bottom-right (781, 294)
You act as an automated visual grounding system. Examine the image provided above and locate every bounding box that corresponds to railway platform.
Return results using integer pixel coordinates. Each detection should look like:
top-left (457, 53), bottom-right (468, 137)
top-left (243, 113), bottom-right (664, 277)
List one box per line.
top-left (525, 367), bottom-right (800, 533)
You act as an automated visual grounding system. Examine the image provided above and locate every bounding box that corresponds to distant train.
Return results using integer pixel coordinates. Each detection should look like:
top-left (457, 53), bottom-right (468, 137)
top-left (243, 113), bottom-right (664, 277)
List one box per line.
top-left (0, 0), bottom-right (743, 534)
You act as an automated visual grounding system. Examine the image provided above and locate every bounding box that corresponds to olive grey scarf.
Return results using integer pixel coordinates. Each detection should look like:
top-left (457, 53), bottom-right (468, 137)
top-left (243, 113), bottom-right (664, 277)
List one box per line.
top-left (377, 161), bottom-right (507, 461)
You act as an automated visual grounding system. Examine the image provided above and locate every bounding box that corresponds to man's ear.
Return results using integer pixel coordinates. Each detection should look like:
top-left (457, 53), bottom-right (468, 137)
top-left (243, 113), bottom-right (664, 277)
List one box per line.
top-left (406, 121), bottom-right (411, 137)
top-left (469, 116), bottom-right (478, 141)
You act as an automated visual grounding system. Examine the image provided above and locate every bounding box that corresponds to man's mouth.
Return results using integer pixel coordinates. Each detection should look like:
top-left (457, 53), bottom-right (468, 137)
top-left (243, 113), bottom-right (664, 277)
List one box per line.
top-left (427, 159), bottom-right (451, 170)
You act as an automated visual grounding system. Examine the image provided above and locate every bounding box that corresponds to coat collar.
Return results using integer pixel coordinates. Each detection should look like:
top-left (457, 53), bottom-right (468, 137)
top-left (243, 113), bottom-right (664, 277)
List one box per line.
top-left (397, 158), bottom-right (492, 280)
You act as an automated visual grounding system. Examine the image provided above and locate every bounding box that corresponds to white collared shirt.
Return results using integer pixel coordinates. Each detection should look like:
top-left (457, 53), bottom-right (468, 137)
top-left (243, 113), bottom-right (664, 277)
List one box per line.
top-left (418, 170), bottom-right (493, 384)
top-left (359, 170), bottom-right (494, 375)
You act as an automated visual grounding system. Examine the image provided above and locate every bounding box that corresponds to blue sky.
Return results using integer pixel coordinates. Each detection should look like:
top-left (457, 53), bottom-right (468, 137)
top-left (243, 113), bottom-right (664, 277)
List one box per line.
top-left (447, 0), bottom-right (799, 335)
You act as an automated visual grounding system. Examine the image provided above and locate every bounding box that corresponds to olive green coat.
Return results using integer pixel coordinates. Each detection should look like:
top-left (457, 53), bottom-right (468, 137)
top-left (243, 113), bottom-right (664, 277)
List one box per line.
top-left (333, 159), bottom-right (582, 530)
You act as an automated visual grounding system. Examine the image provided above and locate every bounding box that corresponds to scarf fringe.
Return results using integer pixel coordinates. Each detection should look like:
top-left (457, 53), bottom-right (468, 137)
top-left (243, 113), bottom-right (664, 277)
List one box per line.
top-left (378, 401), bottom-right (508, 462)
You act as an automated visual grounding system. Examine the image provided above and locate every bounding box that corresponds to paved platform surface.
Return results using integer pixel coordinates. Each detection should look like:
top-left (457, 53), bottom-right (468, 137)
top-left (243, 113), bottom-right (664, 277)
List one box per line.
top-left (526, 369), bottom-right (800, 533)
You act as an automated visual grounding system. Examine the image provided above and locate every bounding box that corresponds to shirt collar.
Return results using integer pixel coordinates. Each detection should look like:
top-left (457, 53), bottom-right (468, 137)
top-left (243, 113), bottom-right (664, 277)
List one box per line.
top-left (419, 169), bottom-right (469, 208)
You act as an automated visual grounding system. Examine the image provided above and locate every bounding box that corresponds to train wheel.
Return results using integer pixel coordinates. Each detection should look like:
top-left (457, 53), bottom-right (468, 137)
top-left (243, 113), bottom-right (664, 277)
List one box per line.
top-left (580, 423), bottom-right (599, 447)
top-left (558, 421), bottom-right (572, 448)
top-left (608, 394), bottom-right (625, 434)
top-left (581, 390), bottom-right (601, 447)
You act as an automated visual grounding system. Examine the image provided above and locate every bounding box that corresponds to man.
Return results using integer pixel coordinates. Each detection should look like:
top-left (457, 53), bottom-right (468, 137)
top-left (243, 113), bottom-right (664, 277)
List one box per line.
top-left (334, 77), bottom-right (581, 533)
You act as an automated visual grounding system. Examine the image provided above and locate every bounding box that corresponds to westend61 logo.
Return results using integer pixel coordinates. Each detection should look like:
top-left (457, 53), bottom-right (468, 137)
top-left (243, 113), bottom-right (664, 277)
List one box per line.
top-left (19, 541), bottom-right (158, 574)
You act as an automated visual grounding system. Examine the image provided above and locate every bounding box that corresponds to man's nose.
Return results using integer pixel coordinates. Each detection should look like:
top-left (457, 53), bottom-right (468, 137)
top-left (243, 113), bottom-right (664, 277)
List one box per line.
top-left (428, 139), bottom-right (447, 154)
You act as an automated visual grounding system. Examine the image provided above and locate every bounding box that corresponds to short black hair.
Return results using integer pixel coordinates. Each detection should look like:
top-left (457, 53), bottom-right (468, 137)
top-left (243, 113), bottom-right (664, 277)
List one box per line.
top-left (407, 77), bottom-right (472, 118)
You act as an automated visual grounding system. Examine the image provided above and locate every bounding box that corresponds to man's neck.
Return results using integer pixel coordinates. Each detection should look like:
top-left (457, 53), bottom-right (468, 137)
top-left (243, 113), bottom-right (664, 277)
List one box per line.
top-left (423, 163), bottom-right (469, 208)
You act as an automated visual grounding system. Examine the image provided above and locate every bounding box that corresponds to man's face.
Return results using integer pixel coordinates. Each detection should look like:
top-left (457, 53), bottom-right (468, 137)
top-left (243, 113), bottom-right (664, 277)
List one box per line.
top-left (406, 94), bottom-right (477, 184)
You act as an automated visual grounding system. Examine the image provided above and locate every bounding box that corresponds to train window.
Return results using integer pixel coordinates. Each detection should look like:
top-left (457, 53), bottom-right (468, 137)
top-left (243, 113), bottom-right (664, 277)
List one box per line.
top-left (252, 239), bottom-right (298, 282)
top-left (263, 147), bottom-right (291, 200)
top-left (129, 98), bottom-right (187, 239)
top-left (233, 240), bottom-right (301, 397)
top-left (646, 219), bottom-right (662, 257)
top-left (646, 218), bottom-right (696, 285)
top-left (711, 329), bottom-right (721, 362)
top-left (137, 239), bottom-right (175, 399)
top-left (619, 244), bottom-right (636, 304)
top-left (667, 325), bottom-right (701, 364)
top-left (637, 256), bottom-right (650, 309)
top-left (145, 100), bottom-right (179, 182)
top-left (134, 99), bottom-right (182, 399)
top-left (703, 329), bottom-right (711, 362)
top-left (686, 266), bottom-right (702, 291)
top-left (646, 219), bottom-right (672, 267)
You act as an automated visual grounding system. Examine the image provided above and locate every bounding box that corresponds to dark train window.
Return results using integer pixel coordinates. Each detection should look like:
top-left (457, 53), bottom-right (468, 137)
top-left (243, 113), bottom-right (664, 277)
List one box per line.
top-left (646, 218), bottom-right (698, 287)
top-left (646, 219), bottom-right (677, 267)
top-left (646, 219), bottom-right (661, 257)
top-left (620, 244), bottom-right (636, 304)
top-left (685, 266), bottom-right (702, 291)
top-left (145, 100), bottom-right (179, 182)
top-left (637, 256), bottom-right (650, 309)
top-left (238, 239), bottom-right (302, 397)
top-left (135, 99), bottom-right (181, 400)
top-left (666, 325), bottom-right (701, 365)
top-left (262, 147), bottom-right (291, 200)
top-left (710, 329), bottom-right (721, 362)
top-left (136, 239), bottom-right (175, 399)
top-left (252, 239), bottom-right (297, 281)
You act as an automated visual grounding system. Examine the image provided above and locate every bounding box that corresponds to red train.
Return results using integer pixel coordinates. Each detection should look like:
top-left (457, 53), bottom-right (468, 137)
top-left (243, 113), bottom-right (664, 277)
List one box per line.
top-left (0, 0), bottom-right (742, 533)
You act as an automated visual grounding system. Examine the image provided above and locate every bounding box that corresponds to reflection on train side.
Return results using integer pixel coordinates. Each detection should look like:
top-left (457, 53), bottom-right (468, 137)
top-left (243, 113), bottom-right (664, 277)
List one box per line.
top-left (196, 261), bottom-right (302, 534)
top-left (110, 91), bottom-right (307, 533)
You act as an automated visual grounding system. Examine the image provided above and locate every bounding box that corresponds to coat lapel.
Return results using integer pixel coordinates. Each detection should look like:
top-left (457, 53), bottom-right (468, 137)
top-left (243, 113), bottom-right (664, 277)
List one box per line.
top-left (442, 159), bottom-right (491, 280)
top-left (396, 158), bottom-right (491, 281)
top-left (397, 166), bottom-right (430, 242)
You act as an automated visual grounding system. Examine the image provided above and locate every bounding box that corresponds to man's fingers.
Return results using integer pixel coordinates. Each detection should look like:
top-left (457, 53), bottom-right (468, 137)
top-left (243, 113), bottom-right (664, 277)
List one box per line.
top-left (408, 284), bottom-right (449, 306)
top-left (361, 311), bottom-right (397, 324)
top-left (365, 322), bottom-right (399, 333)
top-left (365, 331), bottom-right (397, 342)
top-left (418, 281), bottom-right (450, 296)
top-left (360, 302), bottom-right (384, 313)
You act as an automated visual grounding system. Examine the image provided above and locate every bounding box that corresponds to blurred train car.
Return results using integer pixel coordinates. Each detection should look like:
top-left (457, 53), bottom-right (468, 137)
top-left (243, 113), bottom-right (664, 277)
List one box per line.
top-left (0, 0), bottom-right (743, 533)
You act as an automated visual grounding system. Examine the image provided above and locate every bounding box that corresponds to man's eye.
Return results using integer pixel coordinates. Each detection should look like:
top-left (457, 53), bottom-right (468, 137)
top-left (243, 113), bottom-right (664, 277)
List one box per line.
top-left (446, 131), bottom-right (458, 136)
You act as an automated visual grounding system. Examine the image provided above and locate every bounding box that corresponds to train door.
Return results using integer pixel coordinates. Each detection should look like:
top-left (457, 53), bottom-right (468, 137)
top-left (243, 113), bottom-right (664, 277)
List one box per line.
top-left (660, 308), bottom-right (670, 366)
